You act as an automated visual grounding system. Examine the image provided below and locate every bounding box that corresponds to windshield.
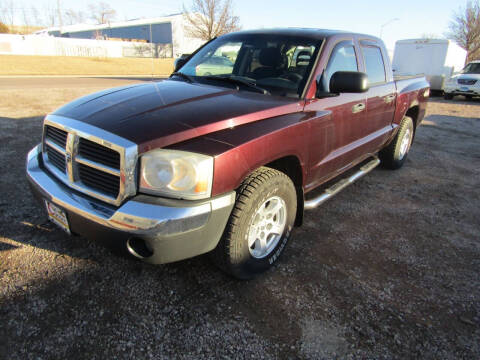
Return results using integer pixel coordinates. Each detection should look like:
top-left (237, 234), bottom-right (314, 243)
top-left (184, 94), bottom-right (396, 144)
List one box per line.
top-left (461, 63), bottom-right (480, 74)
top-left (179, 33), bottom-right (323, 98)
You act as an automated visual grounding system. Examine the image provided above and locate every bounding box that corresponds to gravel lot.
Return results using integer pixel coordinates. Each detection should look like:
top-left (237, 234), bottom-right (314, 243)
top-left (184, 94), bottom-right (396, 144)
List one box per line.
top-left (0, 81), bottom-right (479, 359)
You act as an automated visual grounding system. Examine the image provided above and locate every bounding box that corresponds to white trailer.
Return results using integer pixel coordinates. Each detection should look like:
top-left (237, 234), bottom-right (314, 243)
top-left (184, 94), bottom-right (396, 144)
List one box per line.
top-left (392, 39), bottom-right (467, 92)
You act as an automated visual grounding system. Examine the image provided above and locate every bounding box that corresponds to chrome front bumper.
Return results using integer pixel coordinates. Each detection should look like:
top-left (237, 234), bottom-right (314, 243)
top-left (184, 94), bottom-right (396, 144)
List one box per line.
top-left (444, 85), bottom-right (480, 95)
top-left (26, 144), bottom-right (235, 264)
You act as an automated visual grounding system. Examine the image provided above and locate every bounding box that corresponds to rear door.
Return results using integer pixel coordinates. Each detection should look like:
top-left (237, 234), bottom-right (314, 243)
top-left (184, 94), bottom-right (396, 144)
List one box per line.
top-left (358, 39), bottom-right (396, 153)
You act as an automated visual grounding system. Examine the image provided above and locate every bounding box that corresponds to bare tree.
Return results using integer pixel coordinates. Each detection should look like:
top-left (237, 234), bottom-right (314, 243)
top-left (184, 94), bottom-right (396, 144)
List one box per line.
top-left (88, 2), bottom-right (117, 24)
top-left (447, 0), bottom-right (480, 62)
top-left (22, 7), bottom-right (31, 33)
top-left (64, 9), bottom-right (86, 25)
top-left (31, 6), bottom-right (43, 27)
top-left (0, 0), bottom-right (15, 28)
top-left (183, 0), bottom-right (241, 40)
top-left (44, 4), bottom-right (58, 27)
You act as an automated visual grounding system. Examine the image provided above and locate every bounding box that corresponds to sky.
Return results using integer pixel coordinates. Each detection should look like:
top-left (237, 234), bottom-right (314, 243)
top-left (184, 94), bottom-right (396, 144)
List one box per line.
top-left (13, 0), bottom-right (469, 51)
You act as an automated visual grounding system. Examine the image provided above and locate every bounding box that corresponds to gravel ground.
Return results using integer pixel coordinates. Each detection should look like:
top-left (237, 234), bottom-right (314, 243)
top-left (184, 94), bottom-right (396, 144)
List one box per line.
top-left (0, 86), bottom-right (479, 359)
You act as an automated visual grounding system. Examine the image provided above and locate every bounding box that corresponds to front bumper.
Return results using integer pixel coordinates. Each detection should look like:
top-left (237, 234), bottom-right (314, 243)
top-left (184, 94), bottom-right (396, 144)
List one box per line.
top-left (444, 85), bottom-right (480, 96)
top-left (26, 144), bottom-right (235, 264)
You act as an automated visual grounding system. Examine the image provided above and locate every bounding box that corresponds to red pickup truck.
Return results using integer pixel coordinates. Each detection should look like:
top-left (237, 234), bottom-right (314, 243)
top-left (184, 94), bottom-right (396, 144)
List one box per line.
top-left (26, 29), bottom-right (429, 278)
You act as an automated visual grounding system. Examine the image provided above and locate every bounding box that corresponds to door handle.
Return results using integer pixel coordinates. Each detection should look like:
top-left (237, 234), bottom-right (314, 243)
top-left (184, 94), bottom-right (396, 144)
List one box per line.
top-left (352, 103), bottom-right (365, 113)
top-left (384, 94), bottom-right (396, 103)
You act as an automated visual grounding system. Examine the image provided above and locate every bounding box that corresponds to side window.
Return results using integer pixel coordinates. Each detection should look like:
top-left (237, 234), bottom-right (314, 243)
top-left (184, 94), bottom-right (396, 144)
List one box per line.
top-left (361, 46), bottom-right (386, 84)
top-left (324, 43), bottom-right (358, 90)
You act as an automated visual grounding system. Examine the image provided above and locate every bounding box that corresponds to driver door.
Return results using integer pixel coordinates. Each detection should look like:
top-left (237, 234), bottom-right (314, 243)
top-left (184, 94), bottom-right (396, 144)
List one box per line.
top-left (304, 40), bottom-right (368, 188)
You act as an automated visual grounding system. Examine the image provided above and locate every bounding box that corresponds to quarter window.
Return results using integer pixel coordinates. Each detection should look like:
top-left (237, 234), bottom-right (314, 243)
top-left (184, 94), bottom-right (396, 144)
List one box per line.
top-left (361, 46), bottom-right (386, 84)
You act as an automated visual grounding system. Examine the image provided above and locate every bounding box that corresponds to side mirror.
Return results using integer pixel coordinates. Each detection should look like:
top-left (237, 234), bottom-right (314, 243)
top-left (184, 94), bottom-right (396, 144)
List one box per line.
top-left (173, 54), bottom-right (191, 72)
top-left (329, 71), bottom-right (369, 93)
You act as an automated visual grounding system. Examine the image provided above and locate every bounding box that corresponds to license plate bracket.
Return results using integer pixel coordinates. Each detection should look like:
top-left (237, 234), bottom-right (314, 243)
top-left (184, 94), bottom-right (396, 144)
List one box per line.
top-left (45, 200), bottom-right (71, 234)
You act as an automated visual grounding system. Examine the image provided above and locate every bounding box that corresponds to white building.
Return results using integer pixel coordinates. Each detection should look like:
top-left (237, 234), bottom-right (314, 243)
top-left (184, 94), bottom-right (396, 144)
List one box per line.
top-left (34, 13), bottom-right (206, 58)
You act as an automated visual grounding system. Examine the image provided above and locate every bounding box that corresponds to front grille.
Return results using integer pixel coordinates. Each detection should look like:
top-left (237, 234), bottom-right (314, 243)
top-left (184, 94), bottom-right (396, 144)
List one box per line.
top-left (46, 146), bottom-right (66, 173)
top-left (78, 164), bottom-right (120, 198)
top-left (79, 138), bottom-right (120, 169)
top-left (458, 79), bottom-right (477, 85)
top-left (41, 119), bottom-right (134, 206)
top-left (45, 125), bottom-right (68, 148)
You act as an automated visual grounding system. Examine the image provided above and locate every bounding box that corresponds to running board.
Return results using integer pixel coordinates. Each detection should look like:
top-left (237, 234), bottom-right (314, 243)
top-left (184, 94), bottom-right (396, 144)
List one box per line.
top-left (304, 157), bottom-right (380, 210)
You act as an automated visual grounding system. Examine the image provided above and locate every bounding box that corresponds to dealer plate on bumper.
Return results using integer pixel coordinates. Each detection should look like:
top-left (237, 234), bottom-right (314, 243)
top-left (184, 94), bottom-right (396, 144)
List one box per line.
top-left (45, 200), bottom-right (71, 234)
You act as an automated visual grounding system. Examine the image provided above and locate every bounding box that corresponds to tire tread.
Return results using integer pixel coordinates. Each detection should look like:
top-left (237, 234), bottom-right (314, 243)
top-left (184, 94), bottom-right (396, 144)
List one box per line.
top-left (210, 167), bottom-right (292, 277)
top-left (379, 116), bottom-right (414, 170)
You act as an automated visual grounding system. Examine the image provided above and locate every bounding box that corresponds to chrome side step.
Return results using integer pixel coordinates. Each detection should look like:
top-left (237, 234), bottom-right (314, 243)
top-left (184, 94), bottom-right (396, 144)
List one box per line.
top-left (304, 156), bottom-right (380, 210)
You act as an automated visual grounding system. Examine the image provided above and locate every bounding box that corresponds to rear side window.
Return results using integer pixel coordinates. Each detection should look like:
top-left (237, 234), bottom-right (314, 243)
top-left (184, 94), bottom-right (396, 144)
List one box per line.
top-left (361, 46), bottom-right (386, 84)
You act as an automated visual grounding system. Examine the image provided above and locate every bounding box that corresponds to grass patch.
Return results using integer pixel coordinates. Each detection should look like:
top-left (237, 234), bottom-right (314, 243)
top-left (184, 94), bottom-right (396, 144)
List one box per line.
top-left (0, 55), bottom-right (174, 76)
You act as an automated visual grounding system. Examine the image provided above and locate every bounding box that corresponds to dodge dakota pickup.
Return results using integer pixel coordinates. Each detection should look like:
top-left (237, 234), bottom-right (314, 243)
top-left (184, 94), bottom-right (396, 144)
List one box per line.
top-left (26, 29), bottom-right (429, 279)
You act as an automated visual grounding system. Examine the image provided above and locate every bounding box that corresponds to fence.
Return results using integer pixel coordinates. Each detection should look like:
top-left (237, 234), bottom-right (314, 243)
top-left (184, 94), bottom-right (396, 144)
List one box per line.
top-left (0, 34), bottom-right (173, 58)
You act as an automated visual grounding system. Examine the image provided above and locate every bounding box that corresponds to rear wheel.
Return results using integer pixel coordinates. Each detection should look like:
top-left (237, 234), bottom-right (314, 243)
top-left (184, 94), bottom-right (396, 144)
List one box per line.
top-left (444, 93), bottom-right (454, 100)
top-left (211, 167), bottom-right (297, 279)
top-left (379, 116), bottom-right (414, 170)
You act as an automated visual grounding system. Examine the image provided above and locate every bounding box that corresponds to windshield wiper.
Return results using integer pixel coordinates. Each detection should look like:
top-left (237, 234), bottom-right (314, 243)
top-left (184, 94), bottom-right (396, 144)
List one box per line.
top-left (204, 75), bottom-right (270, 95)
top-left (171, 72), bottom-right (194, 83)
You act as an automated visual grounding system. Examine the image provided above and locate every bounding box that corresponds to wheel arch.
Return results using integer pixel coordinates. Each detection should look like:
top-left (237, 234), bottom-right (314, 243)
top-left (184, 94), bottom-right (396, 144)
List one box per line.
top-left (405, 105), bottom-right (420, 129)
top-left (404, 105), bottom-right (420, 141)
top-left (265, 155), bottom-right (305, 227)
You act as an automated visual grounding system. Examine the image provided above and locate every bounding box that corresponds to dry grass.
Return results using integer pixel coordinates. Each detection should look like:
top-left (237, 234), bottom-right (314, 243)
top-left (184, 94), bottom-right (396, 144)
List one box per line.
top-left (7, 25), bottom-right (44, 34)
top-left (0, 55), bottom-right (174, 75)
top-left (0, 88), bottom-right (108, 118)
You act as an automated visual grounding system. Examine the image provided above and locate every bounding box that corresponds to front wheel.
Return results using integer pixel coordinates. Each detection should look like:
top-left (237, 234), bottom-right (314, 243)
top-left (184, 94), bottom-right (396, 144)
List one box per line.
top-left (444, 93), bottom-right (454, 100)
top-left (379, 116), bottom-right (414, 170)
top-left (211, 167), bottom-right (297, 279)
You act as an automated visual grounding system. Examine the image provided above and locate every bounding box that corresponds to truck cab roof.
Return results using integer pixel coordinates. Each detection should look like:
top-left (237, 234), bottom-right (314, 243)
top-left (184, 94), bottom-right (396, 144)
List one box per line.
top-left (222, 28), bottom-right (382, 42)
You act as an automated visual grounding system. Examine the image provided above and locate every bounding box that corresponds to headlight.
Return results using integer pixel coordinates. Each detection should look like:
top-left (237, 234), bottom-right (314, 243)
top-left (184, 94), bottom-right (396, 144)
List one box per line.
top-left (139, 149), bottom-right (213, 200)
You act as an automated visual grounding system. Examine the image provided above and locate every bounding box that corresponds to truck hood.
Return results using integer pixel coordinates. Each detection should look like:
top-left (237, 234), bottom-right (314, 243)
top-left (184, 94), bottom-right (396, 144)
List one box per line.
top-left (52, 79), bottom-right (301, 153)
top-left (449, 73), bottom-right (480, 81)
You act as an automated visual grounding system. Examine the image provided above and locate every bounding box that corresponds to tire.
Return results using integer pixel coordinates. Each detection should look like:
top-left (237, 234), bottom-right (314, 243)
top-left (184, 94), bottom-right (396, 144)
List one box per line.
top-left (379, 116), bottom-right (414, 170)
top-left (211, 167), bottom-right (297, 279)
top-left (444, 93), bottom-right (454, 100)
top-left (465, 95), bottom-right (473, 100)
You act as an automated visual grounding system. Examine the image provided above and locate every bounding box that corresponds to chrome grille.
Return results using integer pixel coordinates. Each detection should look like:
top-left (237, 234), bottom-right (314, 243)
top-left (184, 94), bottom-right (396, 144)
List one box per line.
top-left (46, 126), bottom-right (68, 148)
top-left (458, 78), bottom-right (477, 85)
top-left (78, 163), bottom-right (120, 197)
top-left (42, 116), bottom-right (138, 206)
top-left (79, 138), bottom-right (120, 169)
top-left (45, 145), bottom-right (66, 173)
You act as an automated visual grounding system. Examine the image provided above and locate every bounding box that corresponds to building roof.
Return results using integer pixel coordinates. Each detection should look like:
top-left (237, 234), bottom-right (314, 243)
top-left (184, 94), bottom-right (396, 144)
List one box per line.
top-left (37, 13), bottom-right (183, 35)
